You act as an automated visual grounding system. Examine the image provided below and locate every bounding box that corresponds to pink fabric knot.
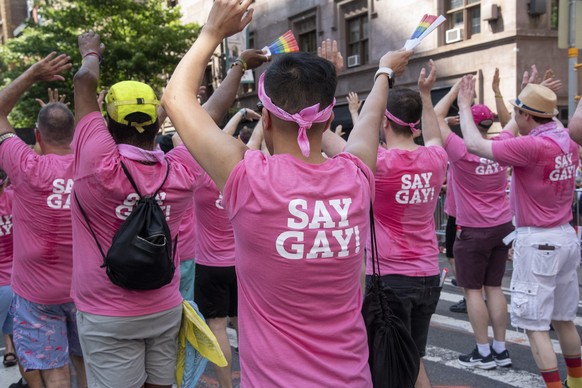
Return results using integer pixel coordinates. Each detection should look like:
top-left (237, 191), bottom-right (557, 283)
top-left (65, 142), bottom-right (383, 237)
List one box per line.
top-left (258, 72), bottom-right (335, 157)
top-left (385, 109), bottom-right (420, 135)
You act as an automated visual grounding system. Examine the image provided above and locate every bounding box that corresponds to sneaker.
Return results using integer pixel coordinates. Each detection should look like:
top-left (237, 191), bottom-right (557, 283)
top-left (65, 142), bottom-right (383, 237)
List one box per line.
top-left (458, 347), bottom-right (496, 369)
top-left (491, 347), bottom-right (512, 367)
top-left (451, 278), bottom-right (458, 287)
top-left (449, 298), bottom-right (467, 313)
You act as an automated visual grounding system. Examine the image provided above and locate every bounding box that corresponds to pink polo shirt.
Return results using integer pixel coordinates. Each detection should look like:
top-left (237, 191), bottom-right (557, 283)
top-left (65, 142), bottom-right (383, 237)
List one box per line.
top-left (71, 112), bottom-right (200, 317)
top-left (445, 133), bottom-right (511, 227)
top-left (0, 188), bottom-right (13, 286)
top-left (492, 128), bottom-right (579, 227)
top-left (367, 146), bottom-right (448, 277)
top-left (0, 137), bottom-right (74, 304)
top-left (194, 171), bottom-right (235, 267)
top-left (223, 150), bottom-right (373, 388)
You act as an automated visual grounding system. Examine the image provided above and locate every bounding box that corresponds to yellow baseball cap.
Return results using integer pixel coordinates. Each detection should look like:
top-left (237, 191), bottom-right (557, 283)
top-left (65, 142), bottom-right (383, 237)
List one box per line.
top-left (106, 81), bottom-right (159, 133)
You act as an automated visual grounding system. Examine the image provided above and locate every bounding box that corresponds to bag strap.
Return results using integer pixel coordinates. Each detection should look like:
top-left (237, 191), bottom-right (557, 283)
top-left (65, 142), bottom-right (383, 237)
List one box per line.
top-left (120, 159), bottom-right (171, 199)
top-left (368, 201), bottom-right (381, 277)
top-left (74, 193), bottom-right (107, 263)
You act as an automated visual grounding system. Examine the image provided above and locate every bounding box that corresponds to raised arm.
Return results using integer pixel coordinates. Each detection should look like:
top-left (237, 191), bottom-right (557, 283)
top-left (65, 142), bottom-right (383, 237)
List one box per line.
top-left (0, 53), bottom-right (71, 132)
top-left (458, 75), bottom-right (494, 159)
top-left (73, 32), bottom-right (105, 124)
top-left (246, 119), bottom-right (264, 150)
top-left (345, 50), bottom-right (412, 172)
top-left (492, 68), bottom-right (510, 127)
top-left (418, 60), bottom-right (441, 147)
top-left (223, 108), bottom-right (261, 136)
top-left (161, 0), bottom-right (253, 191)
top-left (203, 49), bottom-right (268, 124)
top-left (434, 79), bottom-right (461, 143)
top-left (322, 128), bottom-right (348, 157)
top-left (346, 92), bottom-right (361, 125)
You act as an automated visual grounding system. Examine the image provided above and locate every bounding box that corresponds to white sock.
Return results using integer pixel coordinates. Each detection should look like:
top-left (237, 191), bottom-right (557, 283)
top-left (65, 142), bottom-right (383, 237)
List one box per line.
top-left (492, 340), bottom-right (506, 354)
top-left (477, 343), bottom-right (491, 357)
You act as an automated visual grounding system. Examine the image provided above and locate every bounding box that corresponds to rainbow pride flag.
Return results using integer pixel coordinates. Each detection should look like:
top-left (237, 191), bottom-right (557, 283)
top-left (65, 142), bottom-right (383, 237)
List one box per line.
top-left (403, 14), bottom-right (446, 50)
top-left (262, 30), bottom-right (300, 57)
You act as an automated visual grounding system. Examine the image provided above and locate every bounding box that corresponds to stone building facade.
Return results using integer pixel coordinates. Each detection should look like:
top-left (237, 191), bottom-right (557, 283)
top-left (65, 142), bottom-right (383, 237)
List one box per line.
top-left (179, 0), bottom-right (572, 131)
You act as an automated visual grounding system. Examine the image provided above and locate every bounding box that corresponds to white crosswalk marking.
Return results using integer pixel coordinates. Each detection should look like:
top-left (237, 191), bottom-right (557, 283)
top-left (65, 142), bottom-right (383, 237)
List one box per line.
top-left (438, 291), bottom-right (567, 354)
top-left (425, 345), bottom-right (544, 386)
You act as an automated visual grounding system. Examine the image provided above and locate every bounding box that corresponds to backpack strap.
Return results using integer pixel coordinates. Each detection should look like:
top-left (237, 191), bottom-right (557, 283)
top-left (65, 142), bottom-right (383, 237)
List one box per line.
top-left (120, 160), bottom-right (171, 199)
top-left (74, 192), bottom-right (107, 263)
top-left (121, 160), bottom-right (177, 259)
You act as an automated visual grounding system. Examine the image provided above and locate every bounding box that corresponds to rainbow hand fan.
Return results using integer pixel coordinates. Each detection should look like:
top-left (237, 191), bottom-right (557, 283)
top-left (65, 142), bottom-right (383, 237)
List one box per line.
top-left (403, 14), bottom-right (446, 50)
top-left (262, 30), bottom-right (299, 58)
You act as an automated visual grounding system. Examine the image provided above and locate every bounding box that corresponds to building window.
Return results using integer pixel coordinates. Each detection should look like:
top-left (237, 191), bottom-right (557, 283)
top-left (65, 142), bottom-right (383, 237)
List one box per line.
top-left (446, 0), bottom-right (481, 40)
top-left (551, 0), bottom-right (559, 30)
top-left (292, 12), bottom-right (317, 54)
top-left (346, 13), bottom-right (368, 64)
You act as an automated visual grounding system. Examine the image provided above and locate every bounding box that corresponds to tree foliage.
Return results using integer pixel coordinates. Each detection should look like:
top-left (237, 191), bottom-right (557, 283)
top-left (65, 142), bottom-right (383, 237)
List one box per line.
top-left (1, 0), bottom-right (200, 127)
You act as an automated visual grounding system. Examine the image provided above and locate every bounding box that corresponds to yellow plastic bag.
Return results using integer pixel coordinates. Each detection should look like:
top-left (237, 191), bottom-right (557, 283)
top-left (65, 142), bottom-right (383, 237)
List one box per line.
top-left (176, 300), bottom-right (227, 387)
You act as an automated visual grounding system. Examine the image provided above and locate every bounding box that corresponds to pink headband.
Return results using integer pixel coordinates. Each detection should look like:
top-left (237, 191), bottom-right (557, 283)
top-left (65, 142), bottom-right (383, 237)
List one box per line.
top-left (258, 72), bottom-right (336, 157)
top-left (385, 109), bottom-right (421, 135)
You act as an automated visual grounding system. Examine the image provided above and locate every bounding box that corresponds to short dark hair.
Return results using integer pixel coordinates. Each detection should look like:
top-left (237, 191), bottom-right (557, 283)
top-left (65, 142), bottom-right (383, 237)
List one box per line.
top-left (107, 112), bottom-right (159, 149)
top-left (386, 88), bottom-right (422, 137)
top-left (36, 103), bottom-right (75, 146)
top-left (531, 115), bottom-right (554, 125)
top-left (264, 52), bottom-right (337, 114)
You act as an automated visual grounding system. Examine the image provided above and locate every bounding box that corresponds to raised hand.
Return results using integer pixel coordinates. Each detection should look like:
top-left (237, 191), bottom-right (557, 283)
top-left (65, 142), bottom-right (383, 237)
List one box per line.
top-left (458, 75), bottom-right (476, 109)
top-left (347, 92), bottom-right (361, 113)
top-left (29, 52), bottom-right (72, 82)
top-left (318, 39), bottom-right (344, 73)
top-left (35, 88), bottom-right (68, 107)
top-left (521, 64), bottom-right (539, 90)
top-left (334, 124), bottom-right (345, 137)
top-left (492, 68), bottom-right (501, 95)
top-left (418, 59), bottom-right (437, 95)
top-left (540, 69), bottom-right (562, 92)
top-left (205, 0), bottom-right (254, 40)
top-left (78, 31), bottom-right (105, 58)
top-left (379, 50), bottom-right (413, 76)
top-left (239, 49), bottom-right (269, 70)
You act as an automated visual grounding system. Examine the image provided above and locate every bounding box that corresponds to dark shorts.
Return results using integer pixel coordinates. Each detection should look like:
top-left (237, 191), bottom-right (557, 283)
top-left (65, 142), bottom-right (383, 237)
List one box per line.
top-left (367, 274), bottom-right (441, 357)
top-left (194, 264), bottom-right (237, 319)
top-left (445, 216), bottom-right (457, 259)
top-left (454, 221), bottom-right (514, 289)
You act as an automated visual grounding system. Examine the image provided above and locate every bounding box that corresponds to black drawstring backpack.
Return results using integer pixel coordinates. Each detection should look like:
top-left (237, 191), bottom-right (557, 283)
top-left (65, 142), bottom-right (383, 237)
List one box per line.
top-left (75, 160), bottom-right (176, 290)
top-left (362, 203), bottom-right (420, 388)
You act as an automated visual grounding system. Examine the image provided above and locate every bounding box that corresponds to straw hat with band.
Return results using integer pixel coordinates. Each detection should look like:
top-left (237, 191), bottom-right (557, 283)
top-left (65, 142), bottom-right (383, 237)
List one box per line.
top-left (106, 81), bottom-right (159, 133)
top-left (509, 83), bottom-right (558, 118)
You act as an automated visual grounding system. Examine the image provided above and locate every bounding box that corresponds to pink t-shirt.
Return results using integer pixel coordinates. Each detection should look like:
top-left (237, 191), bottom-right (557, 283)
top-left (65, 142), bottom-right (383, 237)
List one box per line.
top-left (0, 137), bottom-right (74, 304)
top-left (0, 188), bottom-right (13, 286)
top-left (445, 133), bottom-right (512, 227)
top-left (492, 128), bottom-right (579, 227)
top-left (443, 166), bottom-right (456, 217)
top-left (367, 146), bottom-right (447, 277)
top-left (178, 197), bottom-right (197, 262)
top-left (71, 112), bottom-right (200, 317)
top-left (194, 171), bottom-right (235, 267)
top-left (223, 150), bottom-right (373, 387)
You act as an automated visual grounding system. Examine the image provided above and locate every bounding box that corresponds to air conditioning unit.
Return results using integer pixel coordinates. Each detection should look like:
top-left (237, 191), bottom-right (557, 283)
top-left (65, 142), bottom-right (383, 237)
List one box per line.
top-left (445, 28), bottom-right (464, 44)
top-left (347, 54), bottom-right (361, 68)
